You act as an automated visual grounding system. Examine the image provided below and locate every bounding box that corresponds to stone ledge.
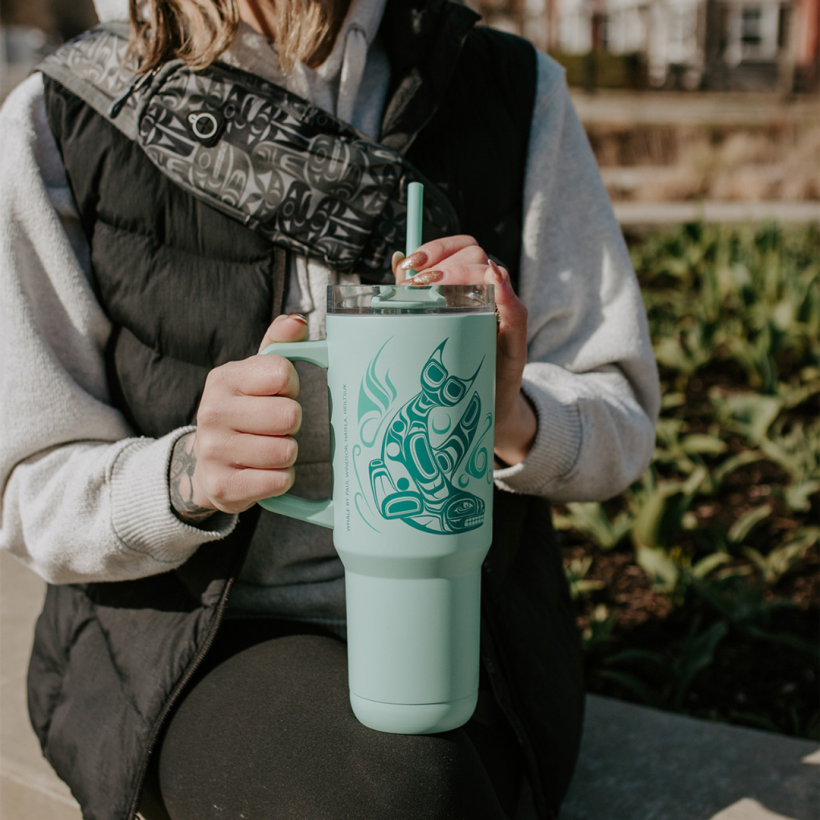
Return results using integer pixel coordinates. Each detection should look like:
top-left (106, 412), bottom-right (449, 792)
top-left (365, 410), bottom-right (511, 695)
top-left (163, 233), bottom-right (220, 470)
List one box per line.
top-left (560, 694), bottom-right (819, 820)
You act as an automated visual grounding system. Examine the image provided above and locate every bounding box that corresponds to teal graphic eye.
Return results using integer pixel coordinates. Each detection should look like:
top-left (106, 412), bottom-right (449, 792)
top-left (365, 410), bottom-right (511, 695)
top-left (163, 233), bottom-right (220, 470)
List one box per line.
top-left (424, 361), bottom-right (446, 385)
top-left (443, 378), bottom-right (466, 403)
top-left (397, 478), bottom-right (410, 491)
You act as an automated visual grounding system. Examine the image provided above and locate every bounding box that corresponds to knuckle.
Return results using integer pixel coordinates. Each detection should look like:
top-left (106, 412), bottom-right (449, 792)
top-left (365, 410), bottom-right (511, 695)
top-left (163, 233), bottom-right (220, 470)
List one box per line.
top-left (206, 363), bottom-right (231, 392)
top-left (269, 356), bottom-right (294, 392)
top-left (196, 401), bottom-right (221, 431)
top-left (447, 265), bottom-right (471, 283)
top-left (205, 473), bottom-right (232, 506)
top-left (195, 431), bottom-right (219, 461)
top-left (204, 368), bottom-right (221, 391)
top-left (219, 474), bottom-right (244, 506)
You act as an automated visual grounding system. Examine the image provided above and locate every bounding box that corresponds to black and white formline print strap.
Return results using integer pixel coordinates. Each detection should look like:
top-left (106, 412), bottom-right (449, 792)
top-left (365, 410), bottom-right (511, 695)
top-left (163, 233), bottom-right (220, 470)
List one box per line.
top-left (38, 26), bottom-right (460, 277)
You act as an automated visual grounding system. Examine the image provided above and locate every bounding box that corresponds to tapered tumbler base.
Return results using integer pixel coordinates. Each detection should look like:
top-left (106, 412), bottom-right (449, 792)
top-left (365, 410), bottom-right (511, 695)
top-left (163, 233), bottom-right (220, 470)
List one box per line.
top-left (349, 690), bottom-right (478, 734)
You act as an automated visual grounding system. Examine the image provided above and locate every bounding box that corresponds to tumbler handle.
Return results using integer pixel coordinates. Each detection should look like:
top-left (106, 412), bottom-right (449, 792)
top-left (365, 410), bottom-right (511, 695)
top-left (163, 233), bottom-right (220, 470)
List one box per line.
top-left (256, 340), bottom-right (334, 529)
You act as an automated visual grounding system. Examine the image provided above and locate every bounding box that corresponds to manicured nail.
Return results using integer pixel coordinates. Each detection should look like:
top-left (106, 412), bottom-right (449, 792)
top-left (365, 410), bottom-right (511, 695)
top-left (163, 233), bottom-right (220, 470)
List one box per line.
top-left (488, 258), bottom-right (506, 285)
top-left (391, 251), bottom-right (406, 272)
top-left (410, 270), bottom-right (444, 285)
top-left (399, 251), bottom-right (428, 271)
top-left (288, 313), bottom-right (308, 325)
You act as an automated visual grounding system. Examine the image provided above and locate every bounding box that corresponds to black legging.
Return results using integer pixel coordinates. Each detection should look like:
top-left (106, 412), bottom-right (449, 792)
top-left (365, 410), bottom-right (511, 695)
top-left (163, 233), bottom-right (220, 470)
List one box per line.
top-left (143, 619), bottom-right (525, 820)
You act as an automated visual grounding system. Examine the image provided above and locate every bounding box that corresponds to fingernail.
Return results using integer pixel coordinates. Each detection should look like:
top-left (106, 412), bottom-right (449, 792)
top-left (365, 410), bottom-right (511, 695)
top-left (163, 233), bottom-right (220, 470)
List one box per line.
top-left (399, 251), bottom-right (428, 271)
top-left (288, 313), bottom-right (308, 325)
top-left (488, 258), bottom-right (506, 284)
top-left (391, 251), bottom-right (406, 272)
top-left (410, 270), bottom-right (444, 285)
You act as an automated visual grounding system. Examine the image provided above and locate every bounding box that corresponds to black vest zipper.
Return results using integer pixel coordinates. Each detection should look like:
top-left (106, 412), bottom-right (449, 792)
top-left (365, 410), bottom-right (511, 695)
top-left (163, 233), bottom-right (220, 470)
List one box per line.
top-left (272, 246), bottom-right (288, 321)
top-left (127, 577), bottom-right (235, 819)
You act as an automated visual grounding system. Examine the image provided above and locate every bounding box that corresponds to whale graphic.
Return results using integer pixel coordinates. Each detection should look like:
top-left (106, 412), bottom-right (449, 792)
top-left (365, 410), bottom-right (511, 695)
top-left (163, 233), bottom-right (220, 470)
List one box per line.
top-left (368, 340), bottom-right (485, 534)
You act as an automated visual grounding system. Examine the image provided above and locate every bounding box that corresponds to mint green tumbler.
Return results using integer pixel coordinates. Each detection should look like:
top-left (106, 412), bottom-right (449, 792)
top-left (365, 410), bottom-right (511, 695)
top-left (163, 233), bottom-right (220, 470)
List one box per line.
top-left (259, 284), bottom-right (496, 734)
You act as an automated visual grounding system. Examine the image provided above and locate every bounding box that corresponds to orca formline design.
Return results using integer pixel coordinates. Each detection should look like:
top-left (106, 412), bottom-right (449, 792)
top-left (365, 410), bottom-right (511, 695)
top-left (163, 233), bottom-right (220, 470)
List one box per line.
top-left (367, 339), bottom-right (488, 535)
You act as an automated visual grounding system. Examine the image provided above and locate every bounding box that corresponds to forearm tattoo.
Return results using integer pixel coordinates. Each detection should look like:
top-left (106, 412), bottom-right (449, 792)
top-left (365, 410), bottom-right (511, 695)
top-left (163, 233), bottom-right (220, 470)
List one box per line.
top-left (169, 431), bottom-right (216, 525)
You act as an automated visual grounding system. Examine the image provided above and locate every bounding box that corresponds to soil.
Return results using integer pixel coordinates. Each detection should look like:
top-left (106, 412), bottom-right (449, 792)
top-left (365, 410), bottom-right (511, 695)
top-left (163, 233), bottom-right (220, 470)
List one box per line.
top-left (561, 532), bottom-right (819, 739)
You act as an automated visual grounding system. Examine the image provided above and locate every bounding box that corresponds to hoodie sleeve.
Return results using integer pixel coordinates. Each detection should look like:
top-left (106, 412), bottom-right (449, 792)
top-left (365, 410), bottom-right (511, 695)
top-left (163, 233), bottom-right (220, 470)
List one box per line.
top-left (493, 53), bottom-right (660, 502)
top-left (0, 74), bottom-right (237, 584)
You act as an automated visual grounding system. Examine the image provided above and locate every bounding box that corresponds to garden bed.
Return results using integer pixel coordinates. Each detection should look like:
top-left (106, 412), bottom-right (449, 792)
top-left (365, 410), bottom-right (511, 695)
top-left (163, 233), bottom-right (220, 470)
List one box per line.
top-left (557, 223), bottom-right (819, 740)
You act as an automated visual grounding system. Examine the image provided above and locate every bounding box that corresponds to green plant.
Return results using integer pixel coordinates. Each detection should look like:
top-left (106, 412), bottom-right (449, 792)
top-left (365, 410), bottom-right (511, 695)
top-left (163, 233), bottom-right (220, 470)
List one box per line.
top-left (566, 224), bottom-right (819, 739)
top-left (595, 618), bottom-right (728, 711)
top-left (564, 556), bottom-right (606, 599)
top-left (582, 604), bottom-right (616, 652)
top-left (727, 504), bottom-right (773, 544)
top-left (554, 503), bottom-right (633, 550)
top-left (743, 527), bottom-right (819, 585)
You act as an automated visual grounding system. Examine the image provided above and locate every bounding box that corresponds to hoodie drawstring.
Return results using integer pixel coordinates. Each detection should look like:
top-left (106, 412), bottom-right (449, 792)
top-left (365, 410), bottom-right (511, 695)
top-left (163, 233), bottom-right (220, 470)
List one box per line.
top-left (336, 23), bottom-right (368, 124)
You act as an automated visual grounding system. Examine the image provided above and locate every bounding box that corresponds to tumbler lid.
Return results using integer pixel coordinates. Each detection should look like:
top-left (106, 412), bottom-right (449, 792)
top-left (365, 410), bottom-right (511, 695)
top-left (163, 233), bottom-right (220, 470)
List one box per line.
top-left (327, 284), bottom-right (493, 315)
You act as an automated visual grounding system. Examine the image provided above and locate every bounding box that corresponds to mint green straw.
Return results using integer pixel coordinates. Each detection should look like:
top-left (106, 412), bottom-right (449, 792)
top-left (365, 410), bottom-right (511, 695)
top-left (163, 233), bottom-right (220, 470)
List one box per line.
top-left (405, 181), bottom-right (424, 277)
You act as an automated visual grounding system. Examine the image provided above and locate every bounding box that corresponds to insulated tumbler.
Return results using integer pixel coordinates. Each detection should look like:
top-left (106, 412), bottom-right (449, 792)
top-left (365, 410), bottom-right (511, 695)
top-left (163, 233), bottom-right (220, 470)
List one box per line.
top-left (259, 284), bottom-right (496, 734)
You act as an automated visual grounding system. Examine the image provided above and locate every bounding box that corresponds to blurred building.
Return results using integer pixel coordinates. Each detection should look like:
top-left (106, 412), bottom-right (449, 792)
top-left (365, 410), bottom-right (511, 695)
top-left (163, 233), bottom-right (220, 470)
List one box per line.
top-left (474, 0), bottom-right (820, 90)
top-left (0, 0), bottom-right (98, 101)
top-left (0, 0), bottom-right (817, 93)
top-left (0, 0), bottom-right (97, 39)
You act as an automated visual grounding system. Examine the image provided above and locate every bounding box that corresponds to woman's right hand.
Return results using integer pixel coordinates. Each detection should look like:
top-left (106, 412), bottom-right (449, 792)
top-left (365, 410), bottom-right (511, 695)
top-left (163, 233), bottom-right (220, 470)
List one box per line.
top-left (169, 314), bottom-right (309, 524)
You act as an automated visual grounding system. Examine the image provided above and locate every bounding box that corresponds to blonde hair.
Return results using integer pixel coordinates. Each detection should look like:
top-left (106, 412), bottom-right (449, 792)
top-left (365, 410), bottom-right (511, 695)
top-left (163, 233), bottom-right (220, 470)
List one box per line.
top-left (129, 0), bottom-right (342, 73)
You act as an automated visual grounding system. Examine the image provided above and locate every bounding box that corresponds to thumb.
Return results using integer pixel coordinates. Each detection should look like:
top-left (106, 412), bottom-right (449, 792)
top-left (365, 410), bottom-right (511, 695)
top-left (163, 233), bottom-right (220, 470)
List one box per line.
top-left (485, 260), bottom-right (528, 368)
top-left (258, 313), bottom-right (309, 353)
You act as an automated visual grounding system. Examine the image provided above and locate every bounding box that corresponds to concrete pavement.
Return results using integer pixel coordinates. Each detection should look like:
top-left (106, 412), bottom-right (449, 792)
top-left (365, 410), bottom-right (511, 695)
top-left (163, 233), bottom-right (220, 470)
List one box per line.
top-left (1, 551), bottom-right (81, 819)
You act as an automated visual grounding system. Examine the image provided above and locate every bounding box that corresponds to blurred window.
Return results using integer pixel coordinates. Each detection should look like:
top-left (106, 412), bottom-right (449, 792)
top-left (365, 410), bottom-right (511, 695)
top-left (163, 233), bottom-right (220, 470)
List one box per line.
top-left (776, 5), bottom-right (788, 49)
top-left (668, 4), bottom-right (698, 63)
top-left (741, 7), bottom-right (763, 47)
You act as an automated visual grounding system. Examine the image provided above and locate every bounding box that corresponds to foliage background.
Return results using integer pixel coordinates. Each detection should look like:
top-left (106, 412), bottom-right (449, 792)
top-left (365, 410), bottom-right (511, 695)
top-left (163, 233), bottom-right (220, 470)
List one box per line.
top-left (559, 223), bottom-right (819, 740)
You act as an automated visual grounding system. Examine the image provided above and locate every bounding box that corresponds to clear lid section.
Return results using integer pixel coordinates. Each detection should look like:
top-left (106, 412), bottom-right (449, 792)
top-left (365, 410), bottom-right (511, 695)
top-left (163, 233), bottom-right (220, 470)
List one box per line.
top-left (328, 284), bottom-right (494, 314)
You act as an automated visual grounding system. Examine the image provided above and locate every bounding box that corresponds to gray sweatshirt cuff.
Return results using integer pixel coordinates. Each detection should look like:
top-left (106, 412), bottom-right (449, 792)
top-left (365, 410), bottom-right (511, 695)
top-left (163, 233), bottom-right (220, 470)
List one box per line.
top-left (109, 427), bottom-right (238, 565)
top-left (493, 376), bottom-right (582, 496)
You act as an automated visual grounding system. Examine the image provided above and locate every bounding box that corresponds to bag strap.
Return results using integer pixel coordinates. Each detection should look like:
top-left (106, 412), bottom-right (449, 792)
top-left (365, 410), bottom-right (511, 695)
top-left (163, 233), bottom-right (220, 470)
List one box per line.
top-left (38, 23), bottom-right (142, 138)
top-left (38, 25), bottom-right (460, 278)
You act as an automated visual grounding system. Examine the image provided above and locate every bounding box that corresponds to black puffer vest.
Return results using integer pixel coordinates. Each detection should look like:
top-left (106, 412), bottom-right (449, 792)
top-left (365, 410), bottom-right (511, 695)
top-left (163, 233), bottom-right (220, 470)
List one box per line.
top-left (28, 2), bottom-right (583, 818)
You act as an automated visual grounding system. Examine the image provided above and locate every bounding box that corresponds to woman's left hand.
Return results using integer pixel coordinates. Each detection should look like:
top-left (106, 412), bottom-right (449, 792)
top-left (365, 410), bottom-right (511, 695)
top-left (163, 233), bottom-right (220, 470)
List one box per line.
top-left (392, 236), bottom-right (537, 467)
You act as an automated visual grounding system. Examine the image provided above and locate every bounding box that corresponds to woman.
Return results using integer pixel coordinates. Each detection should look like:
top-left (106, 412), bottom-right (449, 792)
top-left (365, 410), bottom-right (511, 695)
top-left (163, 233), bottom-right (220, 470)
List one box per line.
top-left (0, 0), bottom-right (659, 818)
